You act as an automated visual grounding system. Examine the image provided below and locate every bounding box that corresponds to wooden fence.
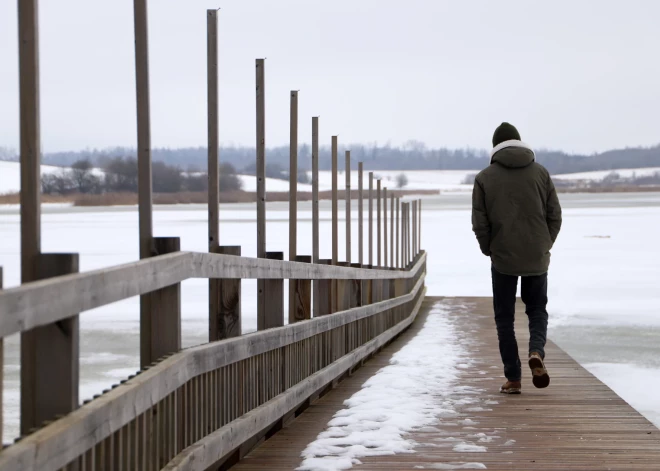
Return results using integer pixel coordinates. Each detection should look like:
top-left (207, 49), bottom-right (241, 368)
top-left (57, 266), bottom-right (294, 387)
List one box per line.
top-left (0, 2), bottom-right (426, 470)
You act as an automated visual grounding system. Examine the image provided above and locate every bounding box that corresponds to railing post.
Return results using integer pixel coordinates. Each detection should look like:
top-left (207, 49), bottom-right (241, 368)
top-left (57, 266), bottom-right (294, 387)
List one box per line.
top-left (396, 197), bottom-right (400, 269)
top-left (368, 172), bottom-right (373, 267)
top-left (418, 199), bottom-right (422, 253)
top-left (345, 151), bottom-right (351, 264)
top-left (376, 179), bottom-right (381, 268)
top-left (331, 136), bottom-right (339, 313)
top-left (383, 187), bottom-right (388, 268)
top-left (317, 260), bottom-right (333, 315)
top-left (260, 252), bottom-right (284, 330)
top-left (311, 117), bottom-right (320, 316)
top-left (349, 263), bottom-right (362, 308)
top-left (390, 194), bottom-right (394, 268)
top-left (292, 255), bottom-right (312, 323)
top-left (358, 162), bottom-right (363, 266)
top-left (207, 9), bottom-right (219, 253)
top-left (288, 91), bottom-right (298, 320)
top-left (148, 237), bottom-right (182, 360)
top-left (256, 58), bottom-right (267, 326)
top-left (21, 253), bottom-right (79, 435)
top-left (210, 246), bottom-right (242, 340)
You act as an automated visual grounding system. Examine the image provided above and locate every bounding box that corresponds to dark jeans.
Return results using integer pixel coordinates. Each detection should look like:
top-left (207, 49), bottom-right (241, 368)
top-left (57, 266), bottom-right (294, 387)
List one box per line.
top-left (491, 266), bottom-right (549, 382)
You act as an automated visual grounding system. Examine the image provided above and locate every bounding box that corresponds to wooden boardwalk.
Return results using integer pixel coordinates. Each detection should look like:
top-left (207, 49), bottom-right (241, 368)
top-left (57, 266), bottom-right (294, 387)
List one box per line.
top-left (234, 297), bottom-right (660, 471)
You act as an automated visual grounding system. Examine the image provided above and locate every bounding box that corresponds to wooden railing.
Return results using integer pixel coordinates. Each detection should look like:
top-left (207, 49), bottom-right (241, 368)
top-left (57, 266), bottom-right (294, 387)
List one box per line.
top-left (1, 2), bottom-right (427, 470)
top-left (0, 253), bottom-right (426, 470)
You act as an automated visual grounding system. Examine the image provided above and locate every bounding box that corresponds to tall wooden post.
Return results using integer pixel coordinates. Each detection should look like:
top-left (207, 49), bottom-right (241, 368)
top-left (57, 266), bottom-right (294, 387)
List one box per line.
top-left (377, 180), bottom-right (381, 267)
top-left (312, 117), bottom-right (320, 316)
top-left (358, 162), bottom-right (363, 266)
top-left (256, 58), bottom-right (267, 324)
top-left (390, 194), bottom-right (394, 268)
top-left (207, 9), bottom-right (221, 340)
top-left (331, 136), bottom-right (338, 313)
top-left (317, 260), bottom-right (333, 316)
top-left (134, 0), bottom-right (156, 368)
top-left (18, 0), bottom-right (43, 435)
top-left (413, 200), bottom-right (418, 257)
top-left (418, 199), bottom-right (422, 252)
top-left (368, 172), bottom-right (373, 267)
top-left (345, 151), bottom-right (351, 264)
top-left (22, 254), bottom-right (79, 435)
top-left (211, 246), bottom-right (242, 340)
top-left (288, 91), bottom-right (299, 319)
top-left (396, 197), bottom-right (400, 269)
top-left (383, 187), bottom-right (388, 268)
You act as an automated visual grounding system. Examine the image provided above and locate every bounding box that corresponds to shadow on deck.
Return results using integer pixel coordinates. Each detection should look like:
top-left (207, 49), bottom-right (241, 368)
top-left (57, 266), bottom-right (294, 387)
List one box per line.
top-left (233, 297), bottom-right (660, 471)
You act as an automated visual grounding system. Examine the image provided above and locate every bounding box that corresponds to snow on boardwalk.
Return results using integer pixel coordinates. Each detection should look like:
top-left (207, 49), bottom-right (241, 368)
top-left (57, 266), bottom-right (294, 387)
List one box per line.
top-left (233, 298), bottom-right (660, 471)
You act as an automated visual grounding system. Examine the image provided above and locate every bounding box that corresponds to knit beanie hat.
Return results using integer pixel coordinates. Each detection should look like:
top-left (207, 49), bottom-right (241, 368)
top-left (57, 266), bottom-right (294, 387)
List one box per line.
top-left (492, 122), bottom-right (521, 147)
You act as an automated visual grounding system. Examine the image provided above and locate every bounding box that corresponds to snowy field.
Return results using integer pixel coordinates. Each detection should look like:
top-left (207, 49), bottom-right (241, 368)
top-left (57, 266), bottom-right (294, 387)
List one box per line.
top-left (0, 192), bottom-right (659, 449)
top-left (554, 166), bottom-right (660, 181)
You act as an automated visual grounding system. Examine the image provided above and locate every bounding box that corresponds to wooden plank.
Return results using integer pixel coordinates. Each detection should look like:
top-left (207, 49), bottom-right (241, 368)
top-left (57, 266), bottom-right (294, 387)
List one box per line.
top-left (161, 289), bottom-right (427, 471)
top-left (21, 253), bottom-right (79, 435)
top-left (345, 151), bottom-right (351, 264)
top-left (260, 252), bottom-right (284, 330)
top-left (291, 256), bottom-right (311, 323)
top-left (288, 91), bottom-right (299, 321)
top-left (233, 297), bottom-right (660, 471)
top-left (0, 252), bottom-right (427, 339)
top-left (349, 263), bottom-right (362, 308)
top-left (358, 162), bottom-right (363, 266)
top-left (210, 246), bottom-right (242, 340)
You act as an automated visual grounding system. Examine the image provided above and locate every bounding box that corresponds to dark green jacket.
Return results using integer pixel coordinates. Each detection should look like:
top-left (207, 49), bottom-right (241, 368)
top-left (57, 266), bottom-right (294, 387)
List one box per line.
top-left (472, 141), bottom-right (562, 276)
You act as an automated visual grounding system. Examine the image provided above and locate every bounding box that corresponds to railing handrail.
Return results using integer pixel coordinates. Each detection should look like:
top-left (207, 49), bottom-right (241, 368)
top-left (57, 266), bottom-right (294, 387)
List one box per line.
top-left (0, 251), bottom-right (426, 339)
top-left (0, 259), bottom-right (426, 471)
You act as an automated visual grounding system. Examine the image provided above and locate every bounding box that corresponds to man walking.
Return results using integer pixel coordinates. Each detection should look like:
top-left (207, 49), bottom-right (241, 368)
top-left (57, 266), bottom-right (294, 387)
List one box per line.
top-left (472, 123), bottom-right (562, 394)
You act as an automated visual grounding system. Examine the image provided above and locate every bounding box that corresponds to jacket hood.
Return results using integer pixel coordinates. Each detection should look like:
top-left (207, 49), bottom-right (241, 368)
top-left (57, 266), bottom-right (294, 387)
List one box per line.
top-left (490, 140), bottom-right (535, 168)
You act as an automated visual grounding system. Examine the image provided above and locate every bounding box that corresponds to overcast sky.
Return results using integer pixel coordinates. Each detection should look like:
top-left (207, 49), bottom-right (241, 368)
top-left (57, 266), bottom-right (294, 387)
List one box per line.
top-left (1, 1), bottom-right (659, 154)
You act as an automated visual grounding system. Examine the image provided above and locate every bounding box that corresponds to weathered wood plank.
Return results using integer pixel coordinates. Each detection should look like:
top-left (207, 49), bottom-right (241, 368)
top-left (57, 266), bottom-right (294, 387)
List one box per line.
top-left (207, 9), bottom-right (219, 253)
top-left (358, 162), bottom-right (363, 266)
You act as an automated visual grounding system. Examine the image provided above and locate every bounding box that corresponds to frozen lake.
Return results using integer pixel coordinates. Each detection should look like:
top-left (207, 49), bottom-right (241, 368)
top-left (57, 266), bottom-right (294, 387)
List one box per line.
top-left (0, 192), bottom-right (659, 441)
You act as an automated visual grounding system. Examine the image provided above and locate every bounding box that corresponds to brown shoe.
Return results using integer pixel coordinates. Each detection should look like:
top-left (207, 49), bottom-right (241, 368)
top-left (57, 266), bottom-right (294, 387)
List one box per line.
top-left (529, 352), bottom-right (550, 388)
top-left (500, 380), bottom-right (521, 394)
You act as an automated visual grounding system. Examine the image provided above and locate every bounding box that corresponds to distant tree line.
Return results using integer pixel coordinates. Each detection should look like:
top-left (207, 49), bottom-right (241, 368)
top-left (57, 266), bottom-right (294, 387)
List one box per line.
top-left (5, 141), bottom-right (660, 176)
top-left (41, 157), bottom-right (242, 195)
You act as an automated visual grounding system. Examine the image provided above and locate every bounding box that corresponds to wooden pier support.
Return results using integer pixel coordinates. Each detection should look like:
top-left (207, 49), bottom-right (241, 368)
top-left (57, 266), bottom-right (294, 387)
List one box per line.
top-left (291, 255), bottom-right (312, 323)
top-left (260, 252), bottom-right (284, 330)
top-left (210, 246), bottom-right (242, 340)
